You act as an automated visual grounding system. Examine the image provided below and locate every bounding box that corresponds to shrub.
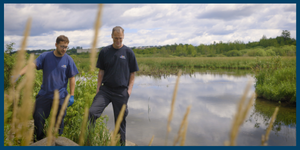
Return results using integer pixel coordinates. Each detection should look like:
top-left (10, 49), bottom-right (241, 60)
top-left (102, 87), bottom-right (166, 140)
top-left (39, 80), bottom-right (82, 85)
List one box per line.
top-left (252, 56), bottom-right (296, 103)
top-left (4, 53), bottom-right (15, 90)
top-left (247, 48), bottom-right (266, 56)
top-left (255, 48), bottom-right (266, 56)
top-left (63, 71), bottom-right (112, 146)
top-left (225, 50), bottom-right (241, 57)
top-left (265, 49), bottom-right (276, 56)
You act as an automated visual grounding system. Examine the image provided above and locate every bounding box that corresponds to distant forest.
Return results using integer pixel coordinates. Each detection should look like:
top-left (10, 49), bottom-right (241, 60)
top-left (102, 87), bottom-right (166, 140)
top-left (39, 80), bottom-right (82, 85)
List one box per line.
top-left (131, 30), bottom-right (296, 57)
top-left (8, 30), bottom-right (296, 57)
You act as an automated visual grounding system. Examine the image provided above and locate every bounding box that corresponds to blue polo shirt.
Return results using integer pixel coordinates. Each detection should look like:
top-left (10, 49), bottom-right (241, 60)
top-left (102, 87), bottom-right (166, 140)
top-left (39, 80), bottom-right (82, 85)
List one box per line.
top-left (35, 51), bottom-right (79, 100)
top-left (96, 45), bottom-right (139, 88)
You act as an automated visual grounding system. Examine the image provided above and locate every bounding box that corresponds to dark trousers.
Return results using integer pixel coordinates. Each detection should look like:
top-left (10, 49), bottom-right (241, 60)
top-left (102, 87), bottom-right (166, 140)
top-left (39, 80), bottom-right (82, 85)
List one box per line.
top-left (33, 95), bottom-right (67, 142)
top-left (88, 85), bottom-right (129, 146)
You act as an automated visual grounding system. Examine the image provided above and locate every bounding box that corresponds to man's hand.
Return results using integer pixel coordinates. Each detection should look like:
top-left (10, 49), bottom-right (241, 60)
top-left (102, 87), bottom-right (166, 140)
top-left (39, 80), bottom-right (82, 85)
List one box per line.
top-left (68, 95), bottom-right (74, 107)
top-left (128, 89), bottom-right (132, 97)
top-left (11, 74), bottom-right (21, 83)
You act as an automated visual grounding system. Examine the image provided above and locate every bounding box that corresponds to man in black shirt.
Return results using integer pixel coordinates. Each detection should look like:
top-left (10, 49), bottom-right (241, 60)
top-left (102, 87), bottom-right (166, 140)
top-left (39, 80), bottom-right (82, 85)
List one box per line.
top-left (88, 26), bottom-right (139, 146)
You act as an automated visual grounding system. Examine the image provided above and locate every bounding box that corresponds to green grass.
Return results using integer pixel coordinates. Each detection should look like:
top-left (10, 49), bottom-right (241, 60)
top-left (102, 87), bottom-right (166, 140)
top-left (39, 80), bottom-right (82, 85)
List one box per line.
top-left (252, 56), bottom-right (296, 103)
top-left (135, 56), bottom-right (295, 74)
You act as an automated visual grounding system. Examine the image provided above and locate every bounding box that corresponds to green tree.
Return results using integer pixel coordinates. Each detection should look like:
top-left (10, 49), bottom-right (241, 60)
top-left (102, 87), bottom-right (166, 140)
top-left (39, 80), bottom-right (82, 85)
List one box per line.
top-left (4, 53), bottom-right (15, 90)
top-left (259, 35), bottom-right (268, 47)
top-left (281, 30), bottom-right (291, 40)
top-left (175, 44), bottom-right (187, 56)
top-left (5, 42), bottom-right (15, 54)
top-left (160, 47), bottom-right (168, 56)
top-left (187, 44), bottom-right (196, 57)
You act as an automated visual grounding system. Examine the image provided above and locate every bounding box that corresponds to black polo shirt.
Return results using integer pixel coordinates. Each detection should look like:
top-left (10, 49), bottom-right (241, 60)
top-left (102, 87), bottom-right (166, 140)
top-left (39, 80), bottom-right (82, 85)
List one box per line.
top-left (96, 44), bottom-right (139, 88)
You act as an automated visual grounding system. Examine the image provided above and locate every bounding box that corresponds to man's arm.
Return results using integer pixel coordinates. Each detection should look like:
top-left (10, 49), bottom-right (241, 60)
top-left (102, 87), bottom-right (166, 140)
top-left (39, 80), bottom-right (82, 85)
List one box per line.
top-left (12, 62), bottom-right (37, 82)
top-left (69, 76), bottom-right (75, 96)
top-left (19, 62), bottom-right (37, 76)
top-left (127, 72), bottom-right (136, 96)
top-left (97, 69), bottom-right (105, 93)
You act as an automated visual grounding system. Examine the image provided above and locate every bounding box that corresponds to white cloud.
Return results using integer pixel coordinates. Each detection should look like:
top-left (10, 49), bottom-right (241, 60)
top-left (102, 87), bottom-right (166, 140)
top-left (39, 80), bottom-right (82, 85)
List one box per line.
top-left (4, 3), bottom-right (296, 50)
top-left (121, 5), bottom-right (155, 17)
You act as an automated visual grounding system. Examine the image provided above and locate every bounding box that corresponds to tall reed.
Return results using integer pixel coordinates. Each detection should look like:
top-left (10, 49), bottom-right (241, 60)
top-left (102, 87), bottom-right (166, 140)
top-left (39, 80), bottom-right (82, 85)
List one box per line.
top-left (173, 105), bottom-right (191, 146)
top-left (10, 17), bottom-right (31, 85)
top-left (180, 121), bottom-right (189, 146)
top-left (46, 90), bottom-right (59, 146)
top-left (79, 107), bottom-right (89, 146)
top-left (5, 17), bottom-right (32, 146)
top-left (19, 54), bottom-right (36, 146)
top-left (109, 104), bottom-right (126, 146)
top-left (54, 95), bottom-right (70, 137)
top-left (224, 81), bottom-right (255, 146)
top-left (148, 135), bottom-right (154, 146)
top-left (261, 107), bottom-right (279, 146)
top-left (165, 70), bottom-right (182, 145)
top-left (90, 4), bottom-right (103, 72)
top-left (79, 4), bottom-right (104, 146)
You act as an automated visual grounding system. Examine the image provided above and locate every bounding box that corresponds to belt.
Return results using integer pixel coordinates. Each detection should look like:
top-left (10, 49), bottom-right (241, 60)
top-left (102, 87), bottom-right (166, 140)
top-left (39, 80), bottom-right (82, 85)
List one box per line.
top-left (102, 83), bottom-right (127, 90)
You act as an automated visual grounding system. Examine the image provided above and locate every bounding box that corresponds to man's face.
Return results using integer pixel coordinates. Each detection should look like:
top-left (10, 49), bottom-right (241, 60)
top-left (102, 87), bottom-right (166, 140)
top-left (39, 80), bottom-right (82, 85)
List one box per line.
top-left (112, 30), bottom-right (124, 49)
top-left (55, 41), bottom-right (69, 56)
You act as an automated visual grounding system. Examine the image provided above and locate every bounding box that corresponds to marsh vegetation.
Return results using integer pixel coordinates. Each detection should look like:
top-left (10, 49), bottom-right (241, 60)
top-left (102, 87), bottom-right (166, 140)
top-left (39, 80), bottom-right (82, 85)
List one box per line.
top-left (3, 4), bottom-right (296, 146)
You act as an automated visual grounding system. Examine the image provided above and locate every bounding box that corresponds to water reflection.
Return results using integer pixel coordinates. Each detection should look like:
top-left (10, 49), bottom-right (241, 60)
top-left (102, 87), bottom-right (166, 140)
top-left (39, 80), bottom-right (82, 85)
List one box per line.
top-left (101, 70), bottom-right (296, 146)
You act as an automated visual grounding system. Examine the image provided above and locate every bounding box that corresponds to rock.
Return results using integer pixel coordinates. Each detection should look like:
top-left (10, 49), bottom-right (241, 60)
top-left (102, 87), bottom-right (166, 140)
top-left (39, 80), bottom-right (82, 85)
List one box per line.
top-left (126, 140), bottom-right (137, 146)
top-left (30, 136), bottom-right (79, 146)
top-left (30, 136), bottom-right (136, 146)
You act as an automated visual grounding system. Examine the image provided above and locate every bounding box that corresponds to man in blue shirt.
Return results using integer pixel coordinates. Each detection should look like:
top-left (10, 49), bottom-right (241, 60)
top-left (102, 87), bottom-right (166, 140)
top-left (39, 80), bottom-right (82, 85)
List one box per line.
top-left (17, 35), bottom-right (79, 142)
top-left (88, 26), bottom-right (139, 146)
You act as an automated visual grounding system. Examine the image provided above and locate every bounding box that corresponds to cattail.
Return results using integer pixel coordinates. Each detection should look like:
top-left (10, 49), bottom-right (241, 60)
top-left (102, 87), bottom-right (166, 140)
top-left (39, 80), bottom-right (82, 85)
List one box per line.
top-left (261, 107), bottom-right (279, 146)
top-left (109, 104), bottom-right (126, 146)
top-left (148, 135), bottom-right (154, 146)
top-left (165, 70), bottom-right (182, 145)
top-left (46, 90), bottom-right (59, 146)
top-left (90, 4), bottom-right (103, 72)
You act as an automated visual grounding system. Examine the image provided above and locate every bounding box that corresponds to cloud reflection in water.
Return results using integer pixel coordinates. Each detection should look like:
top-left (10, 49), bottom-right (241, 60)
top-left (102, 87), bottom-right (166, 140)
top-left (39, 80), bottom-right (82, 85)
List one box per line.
top-left (101, 72), bottom-right (296, 146)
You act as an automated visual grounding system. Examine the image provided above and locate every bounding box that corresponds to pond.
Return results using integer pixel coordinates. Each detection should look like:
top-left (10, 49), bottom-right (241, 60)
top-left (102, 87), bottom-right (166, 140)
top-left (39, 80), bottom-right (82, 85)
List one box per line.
top-left (101, 69), bottom-right (296, 146)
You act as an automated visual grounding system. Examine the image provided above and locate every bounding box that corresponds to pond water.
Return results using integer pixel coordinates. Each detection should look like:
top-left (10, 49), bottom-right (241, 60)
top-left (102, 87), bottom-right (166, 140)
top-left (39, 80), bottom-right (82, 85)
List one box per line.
top-left (101, 70), bottom-right (296, 146)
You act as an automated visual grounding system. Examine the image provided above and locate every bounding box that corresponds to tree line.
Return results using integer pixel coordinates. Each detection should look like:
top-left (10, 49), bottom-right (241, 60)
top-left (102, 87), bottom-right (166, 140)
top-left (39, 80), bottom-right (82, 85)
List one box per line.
top-left (5, 30), bottom-right (296, 57)
top-left (131, 30), bottom-right (296, 57)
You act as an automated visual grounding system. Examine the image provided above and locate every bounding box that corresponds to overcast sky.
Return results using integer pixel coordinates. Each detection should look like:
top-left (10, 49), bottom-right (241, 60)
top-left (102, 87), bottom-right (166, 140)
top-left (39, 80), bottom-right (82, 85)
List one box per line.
top-left (4, 3), bottom-right (296, 51)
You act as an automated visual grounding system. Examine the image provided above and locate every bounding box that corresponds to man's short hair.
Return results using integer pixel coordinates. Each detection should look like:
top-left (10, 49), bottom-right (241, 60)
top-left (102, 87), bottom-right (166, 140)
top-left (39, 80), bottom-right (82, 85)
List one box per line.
top-left (56, 35), bottom-right (69, 44)
top-left (112, 26), bottom-right (124, 34)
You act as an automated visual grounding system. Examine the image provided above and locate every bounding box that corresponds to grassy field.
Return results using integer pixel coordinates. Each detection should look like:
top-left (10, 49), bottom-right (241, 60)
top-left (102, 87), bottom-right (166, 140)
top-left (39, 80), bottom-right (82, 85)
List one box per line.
top-left (71, 56), bottom-right (296, 75)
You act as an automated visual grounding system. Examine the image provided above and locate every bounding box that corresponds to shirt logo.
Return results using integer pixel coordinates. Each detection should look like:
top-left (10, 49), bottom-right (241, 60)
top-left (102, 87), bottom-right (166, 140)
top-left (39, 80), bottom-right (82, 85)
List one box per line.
top-left (120, 55), bottom-right (126, 59)
top-left (61, 65), bottom-right (67, 68)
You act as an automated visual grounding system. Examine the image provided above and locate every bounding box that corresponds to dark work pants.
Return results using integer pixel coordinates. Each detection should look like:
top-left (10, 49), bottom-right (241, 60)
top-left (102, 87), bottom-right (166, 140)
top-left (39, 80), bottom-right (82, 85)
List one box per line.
top-left (88, 85), bottom-right (129, 146)
top-left (33, 95), bottom-right (67, 142)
